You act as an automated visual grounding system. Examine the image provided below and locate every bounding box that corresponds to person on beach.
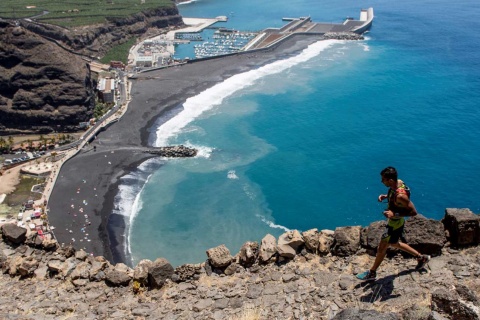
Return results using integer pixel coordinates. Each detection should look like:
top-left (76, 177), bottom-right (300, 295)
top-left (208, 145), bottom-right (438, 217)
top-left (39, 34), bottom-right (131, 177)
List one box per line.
top-left (356, 166), bottom-right (430, 281)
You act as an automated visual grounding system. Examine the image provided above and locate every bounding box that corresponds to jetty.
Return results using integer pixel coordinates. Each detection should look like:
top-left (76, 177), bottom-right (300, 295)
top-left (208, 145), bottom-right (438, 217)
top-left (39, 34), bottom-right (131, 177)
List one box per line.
top-left (245, 8), bottom-right (374, 50)
top-left (143, 145), bottom-right (197, 157)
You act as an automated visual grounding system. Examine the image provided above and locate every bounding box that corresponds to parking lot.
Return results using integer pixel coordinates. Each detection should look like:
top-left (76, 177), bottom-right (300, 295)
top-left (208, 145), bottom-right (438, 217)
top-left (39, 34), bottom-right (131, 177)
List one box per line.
top-left (3, 151), bottom-right (44, 166)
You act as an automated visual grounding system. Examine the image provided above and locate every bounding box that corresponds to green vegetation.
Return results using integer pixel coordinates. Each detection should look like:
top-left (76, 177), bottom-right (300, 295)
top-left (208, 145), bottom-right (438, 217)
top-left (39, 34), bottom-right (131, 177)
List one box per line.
top-left (0, 134), bottom-right (75, 155)
top-left (100, 37), bottom-right (136, 64)
top-left (0, 0), bottom-right (174, 27)
top-left (4, 175), bottom-right (45, 208)
top-left (0, 136), bottom-right (15, 153)
top-left (94, 101), bottom-right (113, 120)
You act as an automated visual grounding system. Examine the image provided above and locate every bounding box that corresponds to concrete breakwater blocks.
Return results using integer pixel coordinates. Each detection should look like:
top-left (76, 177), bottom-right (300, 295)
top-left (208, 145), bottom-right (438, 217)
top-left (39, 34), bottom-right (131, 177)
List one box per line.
top-left (144, 145), bottom-right (197, 157)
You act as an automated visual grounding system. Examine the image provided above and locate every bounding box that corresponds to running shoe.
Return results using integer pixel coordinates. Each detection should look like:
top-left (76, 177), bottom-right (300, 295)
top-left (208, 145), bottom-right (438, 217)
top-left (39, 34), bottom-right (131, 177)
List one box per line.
top-left (415, 255), bottom-right (431, 270)
top-left (356, 270), bottom-right (376, 281)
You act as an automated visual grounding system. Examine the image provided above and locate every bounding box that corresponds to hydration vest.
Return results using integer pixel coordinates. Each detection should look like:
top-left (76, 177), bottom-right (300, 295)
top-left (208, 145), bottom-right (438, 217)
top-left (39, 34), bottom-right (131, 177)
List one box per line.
top-left (387, 180), bottom-right (411, 214)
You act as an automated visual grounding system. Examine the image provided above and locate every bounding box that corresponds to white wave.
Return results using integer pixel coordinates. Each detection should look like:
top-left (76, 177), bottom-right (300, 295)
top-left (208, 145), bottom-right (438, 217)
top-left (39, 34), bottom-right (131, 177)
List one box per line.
top-left (196, 146), bottom-right (214, 159)
top-left (109, 158), bottom-right (162, 265)
top-left (361, 36), bottom-right (370, 51)
top-left (227, 170), bottom-right (239, 179)
top-left (125, 170), bottom-right (155, 265)
top-left (113, 180), bottom-right (145, 218)
top-left (154, 39), bottom-right (343, 146)
top-left (256, 214), bottom-right (290, 232)
top-left (177, 0), bottom-right (198, 5)
top-left (243, 184), bottom-right (256, 200)
top-left (183, 141), bottom-right (214, 159)
top-left (124, 188), bottom-right (144, 261)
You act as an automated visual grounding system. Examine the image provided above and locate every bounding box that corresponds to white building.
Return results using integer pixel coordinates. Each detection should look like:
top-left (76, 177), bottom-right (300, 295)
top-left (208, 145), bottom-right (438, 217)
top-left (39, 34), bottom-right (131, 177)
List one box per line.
top-left (135, 55), bottom-right (154, 68)
top-left (97, 78), bottom-right (115, 103)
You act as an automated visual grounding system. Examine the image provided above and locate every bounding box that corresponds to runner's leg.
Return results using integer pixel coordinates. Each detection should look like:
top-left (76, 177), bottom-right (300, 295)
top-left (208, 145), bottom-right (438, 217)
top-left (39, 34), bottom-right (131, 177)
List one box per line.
top-left (390, 242), bottom-right (421, 257)
top-left (371, 239), bottom-right (389, 271)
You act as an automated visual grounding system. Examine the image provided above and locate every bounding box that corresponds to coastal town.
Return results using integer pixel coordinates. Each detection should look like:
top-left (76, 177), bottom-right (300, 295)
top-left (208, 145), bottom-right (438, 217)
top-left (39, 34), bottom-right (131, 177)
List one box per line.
top-left (0, 9), bottom-right (373, 253)
top-left (2, 3), bottom-right (480, 319)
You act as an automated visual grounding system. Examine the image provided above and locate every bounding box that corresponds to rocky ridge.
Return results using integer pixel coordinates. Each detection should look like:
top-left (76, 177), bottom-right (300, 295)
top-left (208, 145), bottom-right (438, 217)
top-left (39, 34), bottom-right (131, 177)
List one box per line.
top-left (17, 6), bottom-right (183, 57)
top-left (0, 21), bottom-right (96, 134)
top-left (0, 208), bottom-right (479, 319)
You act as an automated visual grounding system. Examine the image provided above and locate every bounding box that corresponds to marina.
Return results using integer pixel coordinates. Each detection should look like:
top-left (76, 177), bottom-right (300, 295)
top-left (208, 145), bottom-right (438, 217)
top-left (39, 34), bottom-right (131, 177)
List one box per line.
top-left (129, 8), bottom-right (373, 70)
top-left (194, 29), bottom-right (257, 58)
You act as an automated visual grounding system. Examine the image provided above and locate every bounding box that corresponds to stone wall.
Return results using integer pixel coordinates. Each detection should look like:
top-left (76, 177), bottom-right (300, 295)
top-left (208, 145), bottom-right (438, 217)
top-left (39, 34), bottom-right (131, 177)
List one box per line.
top-left (0, 208), bottom-right (479, 319)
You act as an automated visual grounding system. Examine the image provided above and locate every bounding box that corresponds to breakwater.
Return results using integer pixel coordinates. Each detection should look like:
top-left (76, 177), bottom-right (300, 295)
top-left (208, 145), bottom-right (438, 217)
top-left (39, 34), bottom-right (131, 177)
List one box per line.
top-left (143, 145), bottom-right (198, 157)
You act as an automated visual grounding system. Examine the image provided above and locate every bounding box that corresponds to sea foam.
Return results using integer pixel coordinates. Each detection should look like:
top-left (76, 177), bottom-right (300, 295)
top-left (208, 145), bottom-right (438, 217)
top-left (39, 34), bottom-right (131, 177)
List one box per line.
top-left (256, 214), bottom-right (290, 232)
top-left (110, 158), bottom-right (163, 263)
top-left (227, 170), bottom-right (239, 179)
top-left (154, 39), bottom-right (342, 147)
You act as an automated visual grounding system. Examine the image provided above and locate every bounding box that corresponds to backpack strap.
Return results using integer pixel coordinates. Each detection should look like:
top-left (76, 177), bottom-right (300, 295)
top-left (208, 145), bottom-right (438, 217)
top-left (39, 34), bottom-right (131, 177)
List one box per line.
top-left (395, 184), bottom-right (410, 202)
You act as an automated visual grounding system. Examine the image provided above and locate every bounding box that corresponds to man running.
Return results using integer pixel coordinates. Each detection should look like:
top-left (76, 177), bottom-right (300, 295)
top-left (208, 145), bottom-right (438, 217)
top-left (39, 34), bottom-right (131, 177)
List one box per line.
top-left (357, 166), bottom-right (430, 281)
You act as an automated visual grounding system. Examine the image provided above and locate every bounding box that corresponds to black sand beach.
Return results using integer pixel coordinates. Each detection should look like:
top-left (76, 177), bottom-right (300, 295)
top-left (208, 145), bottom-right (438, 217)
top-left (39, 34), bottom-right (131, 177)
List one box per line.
top-left (48, 35), bottom-right (324, 265)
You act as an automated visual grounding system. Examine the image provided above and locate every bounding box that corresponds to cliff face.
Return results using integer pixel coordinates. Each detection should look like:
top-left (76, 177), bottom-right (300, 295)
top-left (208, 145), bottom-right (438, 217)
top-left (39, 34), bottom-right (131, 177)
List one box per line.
top-left (19, 7), bottom-right (183, 57)
top-left (0, 22), bottom-right (95, 134)
top-left (0, 6), bottom-right (184, 134)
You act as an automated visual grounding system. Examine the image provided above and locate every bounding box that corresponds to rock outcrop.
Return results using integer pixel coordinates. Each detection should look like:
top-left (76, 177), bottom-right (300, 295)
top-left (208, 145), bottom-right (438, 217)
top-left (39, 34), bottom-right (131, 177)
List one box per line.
top-left (0, 21), bottom-right (95, 134)
top-left (0, 207), bottom-right (479, 319)
top-left (443, 208), bottom-right (480, 246)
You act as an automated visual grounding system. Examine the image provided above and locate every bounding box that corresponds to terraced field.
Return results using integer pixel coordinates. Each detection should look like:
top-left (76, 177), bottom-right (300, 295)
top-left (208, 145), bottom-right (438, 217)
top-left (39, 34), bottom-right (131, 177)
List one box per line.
top-left (0, 0), bottom-right (174, 27)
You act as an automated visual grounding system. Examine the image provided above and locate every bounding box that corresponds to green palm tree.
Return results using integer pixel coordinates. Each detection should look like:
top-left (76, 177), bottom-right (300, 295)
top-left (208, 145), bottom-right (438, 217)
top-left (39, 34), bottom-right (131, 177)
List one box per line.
top-left (7, 136), bottom-right (14, 150)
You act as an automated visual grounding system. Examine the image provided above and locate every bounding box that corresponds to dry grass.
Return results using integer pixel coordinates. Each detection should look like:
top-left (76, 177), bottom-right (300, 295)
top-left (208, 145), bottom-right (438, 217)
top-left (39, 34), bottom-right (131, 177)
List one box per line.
top-left (229, 303), bottom-right (261, 320)
top-left (197, 273), bottom-right (240, 288)
top-left (464, 278), bottom-right (480, 297)
top-left (355, 289), bottom-right (431, 319)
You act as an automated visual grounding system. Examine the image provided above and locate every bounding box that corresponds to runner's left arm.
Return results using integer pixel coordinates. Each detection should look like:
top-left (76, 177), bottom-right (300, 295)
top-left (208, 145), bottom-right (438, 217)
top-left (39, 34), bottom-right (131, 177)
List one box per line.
top-left (383, 193), bottom-right (418, 218)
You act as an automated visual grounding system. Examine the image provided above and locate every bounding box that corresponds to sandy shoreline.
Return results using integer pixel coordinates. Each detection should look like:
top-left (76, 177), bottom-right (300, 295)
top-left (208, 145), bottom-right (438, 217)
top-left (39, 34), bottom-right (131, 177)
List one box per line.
top-left (0, 166), bottom-right (22, 196)
top-left (48, 34), bottom-right (324, 265)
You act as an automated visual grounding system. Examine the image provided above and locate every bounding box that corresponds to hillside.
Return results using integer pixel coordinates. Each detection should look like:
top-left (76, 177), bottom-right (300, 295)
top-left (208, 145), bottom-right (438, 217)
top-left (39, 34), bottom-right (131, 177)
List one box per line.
top-left (0, 3), bottom-right (183, 134)
top-left (0, 208), bottom-right (479, 319)
top-left (0, 0), bottom-right (176, 27)
top-left (0, 21), bottom-right (95, 135)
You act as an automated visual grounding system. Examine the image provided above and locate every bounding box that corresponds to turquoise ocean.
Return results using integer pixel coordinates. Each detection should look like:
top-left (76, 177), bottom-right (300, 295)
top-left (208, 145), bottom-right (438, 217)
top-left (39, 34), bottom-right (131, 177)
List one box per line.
top-left (113, 0), bottom-right (480, 267)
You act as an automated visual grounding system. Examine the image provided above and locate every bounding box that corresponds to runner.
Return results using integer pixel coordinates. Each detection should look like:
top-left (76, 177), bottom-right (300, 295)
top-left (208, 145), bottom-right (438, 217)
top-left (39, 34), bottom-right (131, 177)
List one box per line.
top-left (357, 166), bottom-right (430, 281)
